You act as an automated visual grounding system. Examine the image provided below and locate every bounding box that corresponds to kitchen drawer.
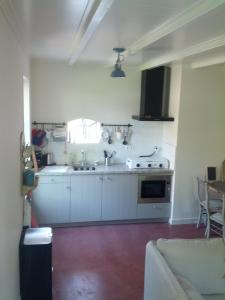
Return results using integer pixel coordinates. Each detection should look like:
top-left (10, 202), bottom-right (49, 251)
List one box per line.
top-left (137, 203), bottom-right (171, 219)
top-left (37, 175), bottom-right (70, 184)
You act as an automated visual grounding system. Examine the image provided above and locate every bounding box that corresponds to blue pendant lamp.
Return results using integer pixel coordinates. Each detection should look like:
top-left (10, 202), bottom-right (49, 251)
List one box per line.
top-left (111, 48), bottom-right (126, 78)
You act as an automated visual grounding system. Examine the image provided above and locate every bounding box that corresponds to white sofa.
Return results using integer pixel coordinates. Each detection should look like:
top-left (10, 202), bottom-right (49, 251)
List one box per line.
top-left (144, 238), bottom-right (225, 300)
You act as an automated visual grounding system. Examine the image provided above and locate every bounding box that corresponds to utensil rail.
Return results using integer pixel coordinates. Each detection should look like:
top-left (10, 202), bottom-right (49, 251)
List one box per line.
top-left (101, 123), bottom-right (132, 127)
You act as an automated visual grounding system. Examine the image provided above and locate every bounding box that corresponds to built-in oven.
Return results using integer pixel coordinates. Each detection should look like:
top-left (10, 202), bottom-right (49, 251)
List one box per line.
top-left (138, 174), bottom-right (171, 204)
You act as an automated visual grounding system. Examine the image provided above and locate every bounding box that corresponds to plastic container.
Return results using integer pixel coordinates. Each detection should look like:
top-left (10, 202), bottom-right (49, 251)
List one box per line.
top-left (23, 170), bottom-right (35, 186)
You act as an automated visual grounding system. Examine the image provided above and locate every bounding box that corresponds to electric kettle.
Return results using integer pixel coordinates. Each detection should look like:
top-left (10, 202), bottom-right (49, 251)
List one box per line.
top-left (47, 153), bottom-right (54, 165)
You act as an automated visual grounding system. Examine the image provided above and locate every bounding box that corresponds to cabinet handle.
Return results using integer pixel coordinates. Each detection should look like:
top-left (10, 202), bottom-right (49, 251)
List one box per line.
top-left (99, 176), bottom-right (103, 181)
top-left (66, 186), bottom-right (71, 190)
top-left (50, 178), bottom-right (55, 182)
top-left (107, 177), bottom-right (112, 181)
top-left (153, 205), bottom-right (161, 209)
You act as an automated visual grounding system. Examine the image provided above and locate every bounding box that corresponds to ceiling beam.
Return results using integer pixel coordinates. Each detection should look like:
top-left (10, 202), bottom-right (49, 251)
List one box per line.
top-left (140, 35), bottom-right (225, 70)
top-left (0, 0), bottom-right (28, 53)
top-left (69, 0), bottom-right (114, 65)
top-left (124, 0), bottom-right (225, 57)
top-left (191, 55), bottom-right (225, 69)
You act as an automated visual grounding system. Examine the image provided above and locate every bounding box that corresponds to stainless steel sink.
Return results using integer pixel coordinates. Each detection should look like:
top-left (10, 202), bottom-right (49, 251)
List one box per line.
top-left (73, 164), bottom-right (96, 171)
top-left (41, 166), bottom-right (70, 173)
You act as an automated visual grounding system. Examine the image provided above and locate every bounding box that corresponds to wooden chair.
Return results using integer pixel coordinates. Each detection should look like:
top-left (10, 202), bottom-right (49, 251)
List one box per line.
top-left (196, 177), bottom-right (222, 237)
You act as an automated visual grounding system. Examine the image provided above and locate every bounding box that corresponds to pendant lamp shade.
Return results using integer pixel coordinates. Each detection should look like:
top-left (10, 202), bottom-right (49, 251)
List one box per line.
top-left (111, 64), bottom-right (126, 78)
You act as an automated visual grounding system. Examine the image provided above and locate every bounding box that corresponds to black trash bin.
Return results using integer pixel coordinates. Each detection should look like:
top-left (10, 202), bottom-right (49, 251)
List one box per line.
top-left (19, 227), bottom-right (53, 300)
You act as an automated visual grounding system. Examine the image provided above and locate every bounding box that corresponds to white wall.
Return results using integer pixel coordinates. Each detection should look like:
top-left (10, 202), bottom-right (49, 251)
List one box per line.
top-left (162, 64), bottom-right (183, 169)
top-left (31, 59), bottom-right (164, 164)
top-left (162, 64), bottom-right (183, 222)
top-left (171, 64), bottom-right (225, 224)
top-left (0, 8), bottom-right (29, 300)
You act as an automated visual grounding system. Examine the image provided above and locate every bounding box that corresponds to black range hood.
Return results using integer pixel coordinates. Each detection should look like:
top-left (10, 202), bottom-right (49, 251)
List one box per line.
top-left (132, 66), bottom-right (174, 121)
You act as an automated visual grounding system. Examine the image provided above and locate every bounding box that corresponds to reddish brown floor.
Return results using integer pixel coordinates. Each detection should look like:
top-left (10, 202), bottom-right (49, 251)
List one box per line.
top-left (52, 223), bottom-right (205, 300)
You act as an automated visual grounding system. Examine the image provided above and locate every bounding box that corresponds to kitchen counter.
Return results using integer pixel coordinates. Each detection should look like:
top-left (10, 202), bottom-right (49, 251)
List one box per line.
top-left (36, 164), bottom-right (173, 176)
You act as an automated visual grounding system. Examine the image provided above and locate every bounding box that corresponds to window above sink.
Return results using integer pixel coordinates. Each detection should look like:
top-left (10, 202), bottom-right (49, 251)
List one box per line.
top-left (68, 118), bottom-right (101, 144)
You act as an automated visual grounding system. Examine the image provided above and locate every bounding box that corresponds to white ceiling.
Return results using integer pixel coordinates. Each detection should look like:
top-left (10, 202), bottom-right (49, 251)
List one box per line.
top-left (2, 0), bottom-right (225, 69)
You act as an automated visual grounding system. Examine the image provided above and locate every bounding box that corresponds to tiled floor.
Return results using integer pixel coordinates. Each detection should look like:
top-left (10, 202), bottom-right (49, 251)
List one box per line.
top-left (52, 223), bottom-right (205, 300)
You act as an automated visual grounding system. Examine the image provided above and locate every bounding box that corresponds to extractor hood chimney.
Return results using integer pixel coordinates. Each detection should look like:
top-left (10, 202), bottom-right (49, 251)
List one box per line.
top-left (132, 66), bottom-right (174, 121)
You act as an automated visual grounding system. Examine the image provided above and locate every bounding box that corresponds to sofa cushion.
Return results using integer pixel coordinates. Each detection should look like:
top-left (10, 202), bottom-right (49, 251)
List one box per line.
top-left (202, 295), bottom-right (225, 300)
top-left (156, 238), bottom-right (225, 294)
top-left (176, 275), bottom-right (204, 300)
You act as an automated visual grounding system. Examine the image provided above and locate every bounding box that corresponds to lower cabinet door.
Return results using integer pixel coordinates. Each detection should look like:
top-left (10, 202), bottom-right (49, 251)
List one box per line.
top-left (102, 174), bottom-right (138, 221)
top-left (70, 175), bottom-right (102, 222)
top-left (137, 203), bottom-right (171, 219)
top-left (32, 183), bottom-right (71, 224)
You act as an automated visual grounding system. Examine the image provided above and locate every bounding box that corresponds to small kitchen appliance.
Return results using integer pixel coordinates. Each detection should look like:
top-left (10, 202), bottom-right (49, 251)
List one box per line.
top-left (126, 156), bottom-right (169, 169)
top-left (47, 153), bottom-right (55, 165)
top-left (138, 174), bottom-right (171, 204)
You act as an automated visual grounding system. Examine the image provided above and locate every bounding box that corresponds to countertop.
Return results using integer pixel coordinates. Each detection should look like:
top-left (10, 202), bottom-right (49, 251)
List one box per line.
top-left (36, 164), bottom-right (173, 176)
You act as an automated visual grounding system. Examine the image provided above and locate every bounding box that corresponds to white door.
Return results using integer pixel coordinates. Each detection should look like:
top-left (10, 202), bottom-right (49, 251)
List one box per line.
top-left (70, 175), bottom-right (102, 222)
top-left (102, 174), bottom-right (138, 220)
top-left (32, 182), bottom-right (71, 224)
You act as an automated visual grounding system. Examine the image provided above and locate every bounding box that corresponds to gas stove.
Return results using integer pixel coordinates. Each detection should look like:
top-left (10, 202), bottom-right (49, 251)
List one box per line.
top-left (126, 156), bottom-right (169, 169)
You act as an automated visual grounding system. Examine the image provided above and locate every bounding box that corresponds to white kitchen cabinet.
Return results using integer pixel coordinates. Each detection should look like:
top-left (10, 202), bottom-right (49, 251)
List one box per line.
top-left (33, 171), bottom-right (172, 224)
top-left (71, 174), bottom-right (138, 222)
top-left (32, 176), bottom-right (71, 224)
top-left (137, 203), bottom-right (171, 219)
top-left (70, 175), bottom-right (102, 222)
top-left (102, 174), bottom-right (138, 220)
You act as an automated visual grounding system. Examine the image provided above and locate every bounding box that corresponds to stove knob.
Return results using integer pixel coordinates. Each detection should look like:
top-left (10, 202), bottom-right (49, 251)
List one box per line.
top-left (92, 167), bottom-right (96, 170)
top-left (86, 167), bottom-right (89, 170)
top-left (80, 167), bottom-right (84, 171)
top-left (159, 164), bottom-right (163, 168)
top-left (136, 163), bottom-right (140, 168)
top-left (148, 164), bottom-right (152, 168)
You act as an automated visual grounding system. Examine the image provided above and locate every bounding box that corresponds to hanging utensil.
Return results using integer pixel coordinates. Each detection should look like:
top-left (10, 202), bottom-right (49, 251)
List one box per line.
top-left (108, 136), bottom-right (112, 144)
top-left (116, 126), bottom-right (122, 140)
top-left (101, 128), bottom-right (109, 142)
top-left (122, 127), bottom-right (129, 145)
top-left (104, 150), bottom-right (108, 158)
top-left (108, 127), bottom-right (113, 144)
